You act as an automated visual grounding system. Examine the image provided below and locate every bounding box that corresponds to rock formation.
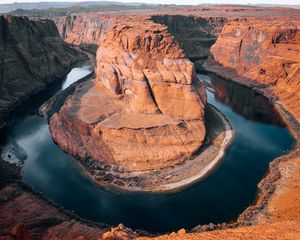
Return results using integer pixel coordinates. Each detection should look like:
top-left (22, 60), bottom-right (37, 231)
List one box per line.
top-left (205, 17), bottom-right (300, 125)
top-left (204, 11), bottom-right (300, 239)
top-left (49, 18), bottom-right (207, 173)
top-left (0, 15), bottom-right (86, 127)
top-left (2, 5), bottom-right (300, 240)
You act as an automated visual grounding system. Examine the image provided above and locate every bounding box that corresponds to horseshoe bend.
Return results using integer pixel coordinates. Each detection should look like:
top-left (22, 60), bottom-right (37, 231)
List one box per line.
top-left (1, 3), bottom-right (300, 240)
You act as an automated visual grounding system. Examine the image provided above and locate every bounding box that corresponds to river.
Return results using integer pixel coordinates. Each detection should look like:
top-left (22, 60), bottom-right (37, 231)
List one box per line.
top-left (0, 63), bottom-right (295, 233)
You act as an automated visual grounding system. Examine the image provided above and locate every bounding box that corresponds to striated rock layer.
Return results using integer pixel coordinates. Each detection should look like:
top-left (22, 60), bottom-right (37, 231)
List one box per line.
top-left (49, 18), bottom-right (206, 173)
top-left (206, 18), bottom-right (300, 117)
top-left (0, 15), bottom-right (86, 127)
top-left (151, 15), bottom-right (227, 70)
top-left (0, 6), bottom-right (300, 240)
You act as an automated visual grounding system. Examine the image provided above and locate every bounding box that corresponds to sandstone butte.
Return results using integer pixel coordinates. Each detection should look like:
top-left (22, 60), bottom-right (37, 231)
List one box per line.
top-left (49, 18), bottom-right (207, 173)
top-left (2, 5), bottom-right (300, 240)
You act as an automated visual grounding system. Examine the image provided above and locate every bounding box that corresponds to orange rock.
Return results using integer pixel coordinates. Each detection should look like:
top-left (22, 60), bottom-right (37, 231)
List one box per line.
top-left (102, 224), bottom-right (139, 240)
top-left (206, 17), bottom-right (300, 129)
top-left (50, 18), bottom-right (206, 173)
top-left (11, 224), bottom-right (30, 240)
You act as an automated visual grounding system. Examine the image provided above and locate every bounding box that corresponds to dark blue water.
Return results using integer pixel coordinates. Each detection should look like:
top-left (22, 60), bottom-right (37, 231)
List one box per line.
top-left (0, 65), bottom-right (294, 233)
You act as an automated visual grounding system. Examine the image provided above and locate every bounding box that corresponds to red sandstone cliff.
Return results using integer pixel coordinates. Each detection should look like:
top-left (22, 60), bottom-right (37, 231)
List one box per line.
top-left (205, 17), bottom-right (300, 123)
top-left (0, 15), bottom-right (86, 127)
top-left (49, 18), bottom-right (207, 173)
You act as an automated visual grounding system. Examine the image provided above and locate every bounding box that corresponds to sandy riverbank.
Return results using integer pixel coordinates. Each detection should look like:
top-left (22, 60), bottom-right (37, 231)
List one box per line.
top-left (159, 105), bottom-right (233, 191)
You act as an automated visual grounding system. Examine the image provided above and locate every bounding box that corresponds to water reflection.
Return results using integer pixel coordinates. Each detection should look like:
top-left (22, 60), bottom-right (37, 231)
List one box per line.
top-left (198, 73), bottom-right (284, 126)
top-left (1, 63), bottom-right (93, 166)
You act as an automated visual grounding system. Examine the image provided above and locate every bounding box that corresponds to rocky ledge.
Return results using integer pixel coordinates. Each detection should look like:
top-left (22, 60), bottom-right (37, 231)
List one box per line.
top-left (48, 18), bottom-right (211, 190)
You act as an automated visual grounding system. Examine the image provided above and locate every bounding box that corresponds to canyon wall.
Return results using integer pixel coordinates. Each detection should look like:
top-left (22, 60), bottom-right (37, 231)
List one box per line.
top-left (205, 18), bottom-right (300, 121)
top-left (49, 18), bottom-right (207, 173)
top-left (54, 14), bottom-right (113, 54)
top-left (0, 160), bottom-right (110, 240)
top-left (0, 15), bottom-right (86, 127)
top-left (54, 12), bottom-right (228, 69)
top-left (151, 15), bottom-right (227, 70)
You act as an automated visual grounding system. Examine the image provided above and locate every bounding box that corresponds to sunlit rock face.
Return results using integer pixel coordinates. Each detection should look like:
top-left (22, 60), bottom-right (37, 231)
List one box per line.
top-left (0, 15), bottom-right (86, 127)
top-left (206, 18), bottom-right (300, 121)
top-left (50, 18), bottom-right (207, 172)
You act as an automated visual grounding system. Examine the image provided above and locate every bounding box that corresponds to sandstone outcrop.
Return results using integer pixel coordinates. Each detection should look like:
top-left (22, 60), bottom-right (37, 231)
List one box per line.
top-left (0, 15), bottom-right (86, 127)
top-left (137, 221), bottom-right (300, 240)
top-left (102, 224), bottom-right (139, 240)
top-left (49, 18), bottom-right (206, 173)
top-left (3, 5), bottom-right (300, 240)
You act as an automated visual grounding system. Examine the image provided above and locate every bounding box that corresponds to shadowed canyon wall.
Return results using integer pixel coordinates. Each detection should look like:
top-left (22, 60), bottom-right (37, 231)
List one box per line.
top-left (0, 15), bottom-right (86, 127)
top-left (151, 15), bottom-right (227, 71)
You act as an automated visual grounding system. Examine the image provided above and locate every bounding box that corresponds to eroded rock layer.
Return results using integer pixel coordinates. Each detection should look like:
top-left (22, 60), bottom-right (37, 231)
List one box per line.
top-left (50, 18), bottom-right (206, 172)
top-left (205, 17), bottom-right (300, 122)
top-left (3, 5), bottom-right (300, 240)
top-left (0, 15), bottom-right (86, 127)
top-left (0, 159), bottom-right (110, 240)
